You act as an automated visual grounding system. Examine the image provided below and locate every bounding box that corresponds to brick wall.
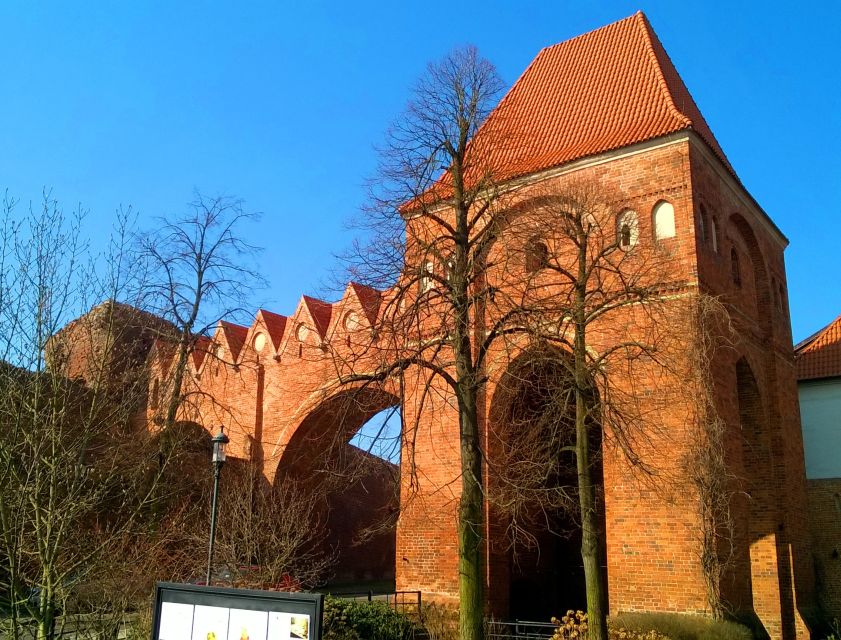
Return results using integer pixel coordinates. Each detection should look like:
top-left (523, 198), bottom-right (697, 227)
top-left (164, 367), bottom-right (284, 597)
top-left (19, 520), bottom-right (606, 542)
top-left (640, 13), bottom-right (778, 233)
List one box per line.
top-left (808, 479), bottom-right (841, 619)
top-left (56, 134), bottom-right (814, 639)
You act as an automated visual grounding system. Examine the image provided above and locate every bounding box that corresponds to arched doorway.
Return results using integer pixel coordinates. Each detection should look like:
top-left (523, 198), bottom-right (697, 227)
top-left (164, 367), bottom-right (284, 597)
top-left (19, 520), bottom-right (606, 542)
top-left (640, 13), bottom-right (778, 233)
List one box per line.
top-left (489, 350), bottom-right (605, 620)
top-left (278, 387), bottom-right (401, 591)
top-left (732, 357), bottom-right (792, 638)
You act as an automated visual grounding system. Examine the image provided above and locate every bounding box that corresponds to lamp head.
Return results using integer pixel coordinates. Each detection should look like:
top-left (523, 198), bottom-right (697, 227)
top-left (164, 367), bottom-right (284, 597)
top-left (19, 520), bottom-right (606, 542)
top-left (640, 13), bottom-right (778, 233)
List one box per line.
top-left (211, 426), bottom-right (230, 464)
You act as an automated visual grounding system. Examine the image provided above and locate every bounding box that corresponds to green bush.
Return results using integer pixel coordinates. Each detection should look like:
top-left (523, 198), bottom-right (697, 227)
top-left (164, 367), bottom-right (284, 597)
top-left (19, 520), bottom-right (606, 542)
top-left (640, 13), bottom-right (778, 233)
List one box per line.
top-left (609, 613), bottom-right (753, 640)
top-left (322, 596), bottom-right (417, 640)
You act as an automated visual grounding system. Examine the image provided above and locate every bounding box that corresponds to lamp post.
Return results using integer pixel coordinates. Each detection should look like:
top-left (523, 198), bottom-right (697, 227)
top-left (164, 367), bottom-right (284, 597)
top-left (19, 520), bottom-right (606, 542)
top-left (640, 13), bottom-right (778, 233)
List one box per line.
top-left (206, 426), bottom-right (229, 586)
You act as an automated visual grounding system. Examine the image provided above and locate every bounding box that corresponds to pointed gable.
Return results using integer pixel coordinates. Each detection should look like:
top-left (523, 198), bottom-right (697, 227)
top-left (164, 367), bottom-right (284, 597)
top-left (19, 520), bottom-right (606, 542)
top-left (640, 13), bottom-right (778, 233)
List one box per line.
top-left (218, 321), bottom-right (249, 361)
top-left (796, 313), bottom-right (841, 381)
top-left (192, 336), bottom-right (213, 370)
top-left (257, 309), bottom-right (288, 352)
top-left (302, 296), bottom-right (333, 339)
top-left (471, 11), bottom-right (732, 184)
top-left (348, 282), bottom-right (383, 326)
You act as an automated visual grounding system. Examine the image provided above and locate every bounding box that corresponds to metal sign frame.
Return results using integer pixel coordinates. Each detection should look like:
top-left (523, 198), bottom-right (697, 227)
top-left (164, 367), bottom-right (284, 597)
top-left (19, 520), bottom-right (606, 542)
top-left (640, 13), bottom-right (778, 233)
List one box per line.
top-left (151, 582), bottom-right (324, 640)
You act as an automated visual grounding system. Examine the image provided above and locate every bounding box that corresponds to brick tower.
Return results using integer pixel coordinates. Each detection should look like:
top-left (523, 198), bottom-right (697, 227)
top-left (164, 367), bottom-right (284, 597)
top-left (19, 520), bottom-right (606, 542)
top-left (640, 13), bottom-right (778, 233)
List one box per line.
top-left (139, 12), bottom-right (815, 639)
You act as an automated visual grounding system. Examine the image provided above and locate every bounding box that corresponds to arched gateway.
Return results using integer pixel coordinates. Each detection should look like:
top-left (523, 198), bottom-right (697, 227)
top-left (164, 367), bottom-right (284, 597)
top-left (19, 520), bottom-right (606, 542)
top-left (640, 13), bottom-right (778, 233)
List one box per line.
top-left (140, 12), bottom-right (814, 640)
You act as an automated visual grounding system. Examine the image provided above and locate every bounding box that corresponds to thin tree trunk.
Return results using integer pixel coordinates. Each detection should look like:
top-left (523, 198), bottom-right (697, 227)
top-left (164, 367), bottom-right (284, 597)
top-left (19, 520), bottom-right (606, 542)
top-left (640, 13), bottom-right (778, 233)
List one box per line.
top-left (575, 388), bottom-right (607, 640)
top-left (575, 235), bottom-right (607, 640)
top-left (36, 579), bottom-right (54, 640)
top-left (458, 386), bottom-right (484, 640)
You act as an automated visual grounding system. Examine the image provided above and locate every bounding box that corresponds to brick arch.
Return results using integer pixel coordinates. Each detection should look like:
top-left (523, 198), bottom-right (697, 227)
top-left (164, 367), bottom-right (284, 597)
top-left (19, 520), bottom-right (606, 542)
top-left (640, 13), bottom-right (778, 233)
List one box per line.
top-left (486, 345), bottom-right (604, 620)
top-left (729, 213), bottom-right (773, 336)
top-left (275, 383), bottom-right (402, 588)
top-left (276, 383), bottom-right (400, 479)
top-left (730, 356), bottom-right (798, 639)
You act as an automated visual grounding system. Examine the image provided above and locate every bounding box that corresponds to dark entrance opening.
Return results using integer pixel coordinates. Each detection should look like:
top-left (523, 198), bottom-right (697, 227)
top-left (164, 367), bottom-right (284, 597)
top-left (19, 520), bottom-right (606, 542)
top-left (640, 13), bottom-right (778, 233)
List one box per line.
top-left (279, 389), bottom-right (401, 592)
top-left (491, 350), bottom-right (605, 620)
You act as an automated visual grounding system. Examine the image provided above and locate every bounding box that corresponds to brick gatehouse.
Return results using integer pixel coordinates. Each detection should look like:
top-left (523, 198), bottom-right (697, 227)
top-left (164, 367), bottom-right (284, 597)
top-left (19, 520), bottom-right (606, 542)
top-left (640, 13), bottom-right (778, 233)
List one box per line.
top-left (69, 12), bottom-right (816, 640)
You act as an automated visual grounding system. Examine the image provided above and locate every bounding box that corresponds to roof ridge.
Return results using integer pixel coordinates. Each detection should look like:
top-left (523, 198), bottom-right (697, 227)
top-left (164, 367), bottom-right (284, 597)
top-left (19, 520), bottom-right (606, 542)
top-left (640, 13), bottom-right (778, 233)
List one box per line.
top-left (539, 11), bottom-right (641, 56)
top-left (634, 12), bottom-right (692, 129)
top-left (797, 313), bottom-right (841, 353)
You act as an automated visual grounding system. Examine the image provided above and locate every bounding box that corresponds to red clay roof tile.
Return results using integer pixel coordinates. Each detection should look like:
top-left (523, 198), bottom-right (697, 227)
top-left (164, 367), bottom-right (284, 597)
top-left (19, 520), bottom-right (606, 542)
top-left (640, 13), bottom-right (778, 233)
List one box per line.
top-left (349, 282), bottom-right (383, 326)
top-left (192, 336), bottom-right (213, 369)
top-left (796, 313), bottom-right (841, 381)
top-left (257, 310), bottom-right (288, 351)
top-left (219, 321), bottom-right (249, 361)
top-left (421, 11), bottom-right (733, 205)
top-left (302, 296), bottom-right (333, 339)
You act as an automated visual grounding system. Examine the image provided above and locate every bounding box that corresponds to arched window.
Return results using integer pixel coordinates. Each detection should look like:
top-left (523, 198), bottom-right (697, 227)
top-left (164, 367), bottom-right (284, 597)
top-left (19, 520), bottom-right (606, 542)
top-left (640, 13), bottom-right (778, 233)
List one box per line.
top-left (710, 217), bottom-right (719, 253)
top-left (420, 261), bottom-right (435, 293)
top-left (617, 210), bottom-right (639, 250)
top-left (730, 248), bottom-right (741, 287)
top-left (698, 205), bottom-right (708, 244)
top-left (525, 238), bottom-right (549, 272)
top-left (652, 201), bottom-right (676, 241)
top-left (445, 256), bottom-right (455, 282)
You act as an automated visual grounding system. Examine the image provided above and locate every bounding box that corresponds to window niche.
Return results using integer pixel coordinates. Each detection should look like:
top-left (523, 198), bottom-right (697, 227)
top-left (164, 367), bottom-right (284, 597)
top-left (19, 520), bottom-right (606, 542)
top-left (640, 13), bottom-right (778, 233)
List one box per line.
top-left (617, 210), bottom-right (639, 250)
top-left (525, 237), bottom-right (549, 272)
top-left (730, 248), bottom-right (742, 287)
top-left (652, 200), bottom-right (676, 241)
top-left (420, 261), bottom-right (435, 293)
top-left (710, 217), bottom-right (719, 253)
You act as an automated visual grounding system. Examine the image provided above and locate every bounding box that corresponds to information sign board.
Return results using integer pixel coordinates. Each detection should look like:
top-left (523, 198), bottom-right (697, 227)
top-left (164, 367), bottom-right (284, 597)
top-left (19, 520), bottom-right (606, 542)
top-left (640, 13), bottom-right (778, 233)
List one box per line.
top-left (151, 583), bottom-right (323, 640)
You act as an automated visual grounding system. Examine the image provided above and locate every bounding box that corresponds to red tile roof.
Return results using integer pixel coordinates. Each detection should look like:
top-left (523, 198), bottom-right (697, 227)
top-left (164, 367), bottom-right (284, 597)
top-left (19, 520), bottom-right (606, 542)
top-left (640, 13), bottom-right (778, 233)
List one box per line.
top-left (258, 309), bottom-right (288, 351)
top-left (349, 282), bottom-right (383, 326)
top-left (219, 321), bottom-right (249, 361)
top-left (302, 296), bottom-right (333, 339)
top-left (419, 11), bottom-right (732, 207)
top-left (192, 336), bottom-right (213, 369)
top-left (796, 313), bottom-right (841, 381)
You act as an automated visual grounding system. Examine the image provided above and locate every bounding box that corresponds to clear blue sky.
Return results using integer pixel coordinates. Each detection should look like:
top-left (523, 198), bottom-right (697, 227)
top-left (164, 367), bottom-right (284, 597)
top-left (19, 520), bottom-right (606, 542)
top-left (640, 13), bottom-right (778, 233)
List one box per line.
top-left (1, 1), bottom-right (839, 342)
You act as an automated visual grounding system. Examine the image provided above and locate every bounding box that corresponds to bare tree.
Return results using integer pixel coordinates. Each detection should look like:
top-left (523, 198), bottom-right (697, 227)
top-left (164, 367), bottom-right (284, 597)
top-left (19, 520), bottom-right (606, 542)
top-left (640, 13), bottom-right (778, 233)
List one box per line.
top-left (139, 192), bottom-right (264, 433)
top-left (0, 193), bottom-right (172, 640)
top-left (208, 463), bottom-right (335, 590)
top-left (338, 48), bottom-right (725, 638)
top-left (337, 45), bottom-right (508, 640)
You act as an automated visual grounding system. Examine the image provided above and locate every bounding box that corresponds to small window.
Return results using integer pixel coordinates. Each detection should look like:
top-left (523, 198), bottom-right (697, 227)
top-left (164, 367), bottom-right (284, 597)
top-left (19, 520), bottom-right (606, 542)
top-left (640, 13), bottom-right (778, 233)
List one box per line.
top-left (420, 262), bottom-right (435, 293)
top-left (730, 248), bottom-right (741, 287)
top-left (617, 210), bottom-right (639, 250)
top-left (710, 217), bottom-right (719, 253)
top-left (778, 283), bottom-right (786, 312)
top-left (652, 201), bottom-right (676, 241)
top-left (525, 238), bottom-right (549, 272)
top-left (445, 256), bottom-right (455, 282)
top-left (698, 205), bottom-right (708, 244)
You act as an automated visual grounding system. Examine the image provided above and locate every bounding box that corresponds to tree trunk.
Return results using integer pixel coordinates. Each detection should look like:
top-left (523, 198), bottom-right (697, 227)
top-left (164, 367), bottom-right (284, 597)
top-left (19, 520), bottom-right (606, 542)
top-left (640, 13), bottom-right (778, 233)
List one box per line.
top-left (575, 391), bottom-right (607, 640)
top-left (36, 580), bottom-right (54, 640)
top-left (574, 235), bottom-right (607, 640)
top-left (458, 386), bottom-right (485, 640)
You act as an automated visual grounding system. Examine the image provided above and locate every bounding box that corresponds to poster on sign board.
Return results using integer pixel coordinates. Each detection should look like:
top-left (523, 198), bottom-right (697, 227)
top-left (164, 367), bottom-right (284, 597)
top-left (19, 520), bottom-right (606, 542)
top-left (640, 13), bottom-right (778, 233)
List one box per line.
top-left (151, 583), bottom-right (323, 640)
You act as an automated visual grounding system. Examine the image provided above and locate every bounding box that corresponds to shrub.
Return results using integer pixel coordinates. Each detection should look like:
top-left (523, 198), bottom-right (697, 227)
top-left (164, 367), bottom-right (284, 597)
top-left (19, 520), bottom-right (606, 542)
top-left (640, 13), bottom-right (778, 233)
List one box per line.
top-left (609, 612), bottom-right (753, 640)
top-left (552, 610), bottom-right (589, 640)
top-left (422, 602), bottom-right (459, 640)
top-left (322, 596), bottom-right (417, 640)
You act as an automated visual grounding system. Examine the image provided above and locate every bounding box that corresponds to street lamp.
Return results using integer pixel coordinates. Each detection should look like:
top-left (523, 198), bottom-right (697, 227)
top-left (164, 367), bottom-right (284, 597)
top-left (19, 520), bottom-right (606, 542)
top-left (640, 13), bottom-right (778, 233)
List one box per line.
top-left (206, 426), bottom-right (229, 586)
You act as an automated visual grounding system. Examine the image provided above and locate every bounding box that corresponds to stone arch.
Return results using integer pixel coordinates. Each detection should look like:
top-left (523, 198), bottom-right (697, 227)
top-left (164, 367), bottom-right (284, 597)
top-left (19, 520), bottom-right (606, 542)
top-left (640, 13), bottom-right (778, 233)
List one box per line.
top-left (729, 213), bottom-right (773, 335)
top-left (730, 356), bottom-right (798, 639)
top-left (487, 346), bottom-right (605, 620)
top-left (277, 384), bottom-right (402, 589)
